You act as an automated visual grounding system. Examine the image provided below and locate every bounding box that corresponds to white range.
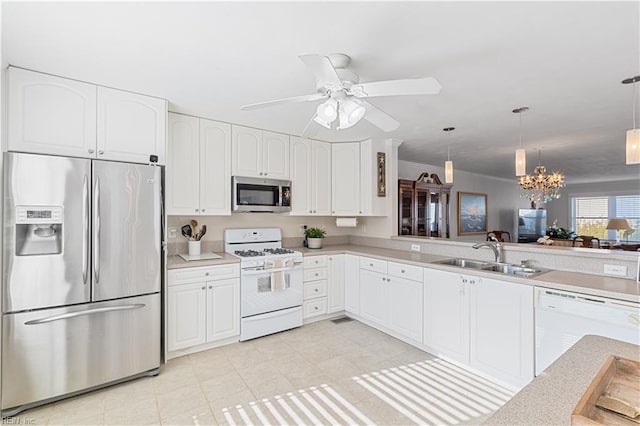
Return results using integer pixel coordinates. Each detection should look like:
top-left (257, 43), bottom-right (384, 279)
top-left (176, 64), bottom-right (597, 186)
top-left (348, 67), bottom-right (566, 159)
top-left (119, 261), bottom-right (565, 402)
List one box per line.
top-left (224, 228), bottom-right (303, 341)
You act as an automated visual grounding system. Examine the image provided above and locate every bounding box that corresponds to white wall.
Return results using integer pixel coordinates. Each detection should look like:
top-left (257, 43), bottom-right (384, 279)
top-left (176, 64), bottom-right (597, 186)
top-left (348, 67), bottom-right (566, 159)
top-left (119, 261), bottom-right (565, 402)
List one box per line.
top-left (398, 160), bottom-right (531, 241)
top-left (545, 179), bottom-right (640, 229)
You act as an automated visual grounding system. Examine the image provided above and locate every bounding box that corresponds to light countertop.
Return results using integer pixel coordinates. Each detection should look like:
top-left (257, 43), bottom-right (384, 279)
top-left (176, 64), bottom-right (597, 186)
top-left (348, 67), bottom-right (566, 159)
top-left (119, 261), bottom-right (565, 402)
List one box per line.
top-left (166, 244), bottom-right (639, 302)
top-left (484, 335), bottom-right (640, 425)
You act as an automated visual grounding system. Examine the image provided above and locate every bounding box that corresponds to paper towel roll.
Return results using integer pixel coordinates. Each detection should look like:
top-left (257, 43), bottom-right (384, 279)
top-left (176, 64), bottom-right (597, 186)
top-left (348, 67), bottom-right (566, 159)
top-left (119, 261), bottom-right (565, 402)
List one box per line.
top-left (336, 217), bottom-right (358, 227)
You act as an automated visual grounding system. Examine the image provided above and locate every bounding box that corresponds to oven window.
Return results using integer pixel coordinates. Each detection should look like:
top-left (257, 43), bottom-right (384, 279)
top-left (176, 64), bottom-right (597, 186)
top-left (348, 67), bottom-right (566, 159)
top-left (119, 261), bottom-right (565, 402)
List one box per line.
top-left (237, 184), bottom-right (279, 206)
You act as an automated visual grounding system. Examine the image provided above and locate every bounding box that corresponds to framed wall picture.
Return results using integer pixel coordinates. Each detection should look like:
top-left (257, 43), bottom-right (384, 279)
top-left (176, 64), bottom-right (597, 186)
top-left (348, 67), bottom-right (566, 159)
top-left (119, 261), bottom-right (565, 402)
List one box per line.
top-left (377, 152), bottom-right (386, 197)
top-left (457, 192), bottom-right (487, 235)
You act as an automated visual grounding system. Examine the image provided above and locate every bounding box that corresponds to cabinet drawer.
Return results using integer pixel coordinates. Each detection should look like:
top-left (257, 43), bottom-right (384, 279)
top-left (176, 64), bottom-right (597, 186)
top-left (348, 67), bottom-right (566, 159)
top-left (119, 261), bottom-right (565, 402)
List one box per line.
top-left (304, 280), bottom-right (327, 300)
top-left (359, 256), bottom-right (387, 274)
top-left (303, 298), bottom-right (327, 318)
top-left (388, 262), bottom-right (423, 282)
top-left (304, 267), bottom-right (328, 282)
top-left (169, 264), bottom-right (239, 285)
top-left (304, 256), bottom-right (328, 269)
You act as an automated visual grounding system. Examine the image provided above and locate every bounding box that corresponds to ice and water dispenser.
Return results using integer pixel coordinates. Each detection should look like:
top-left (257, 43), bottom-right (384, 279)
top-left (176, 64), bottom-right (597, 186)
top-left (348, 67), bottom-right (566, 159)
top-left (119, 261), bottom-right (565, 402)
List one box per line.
top-left (15, 205), bottom-right (63, 255)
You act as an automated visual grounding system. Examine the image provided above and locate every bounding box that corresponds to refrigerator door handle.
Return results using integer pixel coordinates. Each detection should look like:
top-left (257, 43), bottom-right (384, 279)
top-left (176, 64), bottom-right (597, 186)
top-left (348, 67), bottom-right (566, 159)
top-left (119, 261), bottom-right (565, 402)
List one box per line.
top-left (82, 175), bottom-right (89, 284)
top-left (24, 304), bottom-right (146, 325)
top-left (93, 177), bottom-right (100, 284)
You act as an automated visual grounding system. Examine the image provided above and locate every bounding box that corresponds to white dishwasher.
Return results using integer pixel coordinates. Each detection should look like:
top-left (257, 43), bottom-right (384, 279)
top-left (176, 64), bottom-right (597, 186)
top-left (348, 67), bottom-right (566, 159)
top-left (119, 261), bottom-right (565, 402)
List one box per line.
top-left (535, 287), bottom-right (640, 375)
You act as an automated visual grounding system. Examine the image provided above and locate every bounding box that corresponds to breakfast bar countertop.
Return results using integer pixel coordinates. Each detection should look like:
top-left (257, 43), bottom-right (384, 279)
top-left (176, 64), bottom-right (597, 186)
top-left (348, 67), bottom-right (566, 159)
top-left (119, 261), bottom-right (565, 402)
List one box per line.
top-left (484, 335), bottom-right (640, 425)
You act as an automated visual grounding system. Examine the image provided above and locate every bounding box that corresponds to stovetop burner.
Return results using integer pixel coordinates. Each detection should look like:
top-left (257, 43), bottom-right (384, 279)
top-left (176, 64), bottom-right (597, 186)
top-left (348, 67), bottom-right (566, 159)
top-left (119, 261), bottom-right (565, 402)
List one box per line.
top-left (234, 250), bottom-right (265, 257)
top-left (263, 248), bottom-right (295, 255)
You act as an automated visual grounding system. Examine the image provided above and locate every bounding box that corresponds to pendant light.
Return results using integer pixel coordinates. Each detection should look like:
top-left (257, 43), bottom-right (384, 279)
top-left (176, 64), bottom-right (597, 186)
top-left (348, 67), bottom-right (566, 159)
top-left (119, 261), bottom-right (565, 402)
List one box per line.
top-left (513, 107), bottom-right (529, 176)
top-left (623, 75), bottom-right (640, 165)
top-left (443, 127), bottom-right (454, 183)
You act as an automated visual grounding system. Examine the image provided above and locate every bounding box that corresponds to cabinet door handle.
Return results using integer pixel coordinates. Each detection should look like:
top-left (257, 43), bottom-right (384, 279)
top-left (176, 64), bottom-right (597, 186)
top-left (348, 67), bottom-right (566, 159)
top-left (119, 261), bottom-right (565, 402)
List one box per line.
top-left (195, 209), bottom-right (199, 212)
top-left (315, 273), bottom-right (318, 276)
top-left (381, 277), bottom-right (385, 281)
top-left (205, 272), bottom-right (210, 276)
top-left (401, 269), bottom-right (405, 273)
top-left (369, 263), bottom-right (373, 266)
top-left (309, 210), bottom-right (312, 213)
top-left (314, 288), bottom-right (319, 292)
top-left (98, 150), bottom-right (104, 155)
top-left (202, 209), bottom-right (206, 212)
top-left (387, 278), bottom-right (391, 282)
top-left (201, 286), bottom-right (206, 290)
top-left (462, 279), bottom-right (468, 284)
top-left (88, 149), bottom-right (95, 154)
top-left (208, 285), bottom-right (212, 289)
top-left (314, 306), bottom-right (319, 310)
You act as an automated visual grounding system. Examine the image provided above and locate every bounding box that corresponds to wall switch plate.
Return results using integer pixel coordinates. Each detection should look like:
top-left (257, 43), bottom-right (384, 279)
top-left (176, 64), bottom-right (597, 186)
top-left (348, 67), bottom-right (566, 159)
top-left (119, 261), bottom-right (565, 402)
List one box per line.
top-left (168, 228), bottom-right (177, 239)
top-left (411, 244), bottom-right (421, 252)
top-left (603, 264), bottom-right (627, 277)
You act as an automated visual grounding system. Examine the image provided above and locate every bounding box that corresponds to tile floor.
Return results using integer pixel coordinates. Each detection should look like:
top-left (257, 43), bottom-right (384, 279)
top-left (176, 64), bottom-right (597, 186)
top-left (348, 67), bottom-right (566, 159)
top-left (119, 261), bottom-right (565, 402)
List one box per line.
top-left (10, 319), bottom-right (514, 425)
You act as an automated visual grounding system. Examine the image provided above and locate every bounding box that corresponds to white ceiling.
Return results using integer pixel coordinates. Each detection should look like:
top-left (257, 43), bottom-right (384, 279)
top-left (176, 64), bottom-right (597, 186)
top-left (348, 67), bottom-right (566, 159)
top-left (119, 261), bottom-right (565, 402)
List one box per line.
top-left (2, 1), bottom-right (639, 184)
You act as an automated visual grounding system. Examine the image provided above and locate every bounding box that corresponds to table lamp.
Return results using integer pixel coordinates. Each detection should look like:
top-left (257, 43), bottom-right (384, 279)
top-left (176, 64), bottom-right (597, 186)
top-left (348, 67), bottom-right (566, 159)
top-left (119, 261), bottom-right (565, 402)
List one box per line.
top-left (606, 218), bottom-right (631, 244)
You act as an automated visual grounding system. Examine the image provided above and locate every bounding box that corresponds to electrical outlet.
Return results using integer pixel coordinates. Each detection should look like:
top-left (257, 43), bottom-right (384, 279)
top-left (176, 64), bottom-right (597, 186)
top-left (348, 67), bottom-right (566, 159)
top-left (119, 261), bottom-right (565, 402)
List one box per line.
top-left (168, 227), bottom-right (177, 239)
top-left (411, 244), bottom-right (421, 252)
top-left (603, 264), bottom-right (627, 277)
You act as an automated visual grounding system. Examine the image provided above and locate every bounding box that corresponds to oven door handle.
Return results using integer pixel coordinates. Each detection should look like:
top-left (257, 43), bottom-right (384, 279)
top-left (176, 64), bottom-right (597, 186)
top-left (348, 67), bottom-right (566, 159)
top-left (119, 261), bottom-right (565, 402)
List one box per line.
top-left (242, 266), bottom-right (302, 275)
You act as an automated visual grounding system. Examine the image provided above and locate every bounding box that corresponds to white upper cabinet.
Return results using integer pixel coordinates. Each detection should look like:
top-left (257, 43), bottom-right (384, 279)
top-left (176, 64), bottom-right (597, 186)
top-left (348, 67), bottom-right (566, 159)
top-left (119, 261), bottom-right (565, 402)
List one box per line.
top-left (262, 131), bottom-right (290, 179)
top-left (8, 67), bottom-right (167, 164)
top-left (289, 137), bottom-right (312, 215)
top-left (167, 113), bottom-right (231, 215)
top-left (167, 114), bottom-right (200, 215)
top-left (200, 119), bottom-right (232, 215)
top-left (331, 142), bottom-right (360, 216)
top-left (97, 87), bottom-right (167, 164)
top-left (312, 141), bottom-right (332, 215)
top-left (232, 125), bottom-right (289, 179)
top-left (290, 137), bottom-right (331, 216)
top-left (8, 67), bottom-right (97, 157)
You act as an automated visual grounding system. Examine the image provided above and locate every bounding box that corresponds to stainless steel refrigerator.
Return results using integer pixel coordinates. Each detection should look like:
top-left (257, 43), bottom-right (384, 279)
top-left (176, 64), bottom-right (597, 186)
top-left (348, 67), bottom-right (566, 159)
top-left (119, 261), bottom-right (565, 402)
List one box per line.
top-left (2, 152), bottom-right (162, 416)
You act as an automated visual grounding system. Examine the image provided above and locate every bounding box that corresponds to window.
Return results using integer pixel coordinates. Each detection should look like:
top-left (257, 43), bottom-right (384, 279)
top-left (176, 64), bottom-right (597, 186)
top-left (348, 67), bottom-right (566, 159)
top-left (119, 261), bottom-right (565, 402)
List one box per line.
top-left (571, 195), bottom-right (640, 242)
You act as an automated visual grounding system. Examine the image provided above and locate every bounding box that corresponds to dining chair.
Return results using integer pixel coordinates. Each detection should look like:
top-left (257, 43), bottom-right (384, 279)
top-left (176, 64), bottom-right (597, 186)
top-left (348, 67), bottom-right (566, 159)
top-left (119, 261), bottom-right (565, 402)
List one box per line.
top-left (572, 235), bottom-right (600, 248)
top-left (487, 230), bottom-right (511, 242)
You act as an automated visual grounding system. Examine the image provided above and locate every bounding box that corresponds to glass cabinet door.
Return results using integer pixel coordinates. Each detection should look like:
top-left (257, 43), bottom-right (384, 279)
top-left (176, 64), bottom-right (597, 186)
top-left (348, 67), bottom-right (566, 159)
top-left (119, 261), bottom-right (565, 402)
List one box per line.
top-left (399, 185), bottom-right (414, 235)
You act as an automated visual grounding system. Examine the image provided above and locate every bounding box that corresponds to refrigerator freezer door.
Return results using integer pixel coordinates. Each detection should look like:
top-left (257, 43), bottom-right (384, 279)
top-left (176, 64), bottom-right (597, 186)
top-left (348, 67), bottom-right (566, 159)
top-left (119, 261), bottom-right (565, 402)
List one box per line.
top-left (1, 293), bottom-right (160, 411)
top-left (92, 161), bottom-right (161, 301)
top-left (3, 152), bottom-right (92, 313)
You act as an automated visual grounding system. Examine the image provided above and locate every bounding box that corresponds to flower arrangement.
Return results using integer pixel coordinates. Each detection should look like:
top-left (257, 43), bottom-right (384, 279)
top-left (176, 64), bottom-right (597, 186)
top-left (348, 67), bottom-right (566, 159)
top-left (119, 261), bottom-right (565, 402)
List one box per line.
top-left (546, 220), bottom-right (575, 240)
top-left (537, 235), bottom-right (554, 245)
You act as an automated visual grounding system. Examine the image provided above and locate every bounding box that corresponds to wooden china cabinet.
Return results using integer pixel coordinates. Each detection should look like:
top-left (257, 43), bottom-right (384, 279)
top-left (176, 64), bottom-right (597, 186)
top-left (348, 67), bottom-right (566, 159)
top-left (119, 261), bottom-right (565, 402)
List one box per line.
top-left (398, 178), bottom-right (452, 238)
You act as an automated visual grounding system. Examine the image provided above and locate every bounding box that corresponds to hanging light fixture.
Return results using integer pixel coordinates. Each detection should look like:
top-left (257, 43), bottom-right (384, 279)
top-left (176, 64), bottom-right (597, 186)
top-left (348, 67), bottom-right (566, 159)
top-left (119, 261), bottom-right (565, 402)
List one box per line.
top-left (518, 149), bottom-right (565, 206)
top-left (443, 127), bottom-right (454, 183)
top-left (338, 98), bottom-right (366, 130)
top-left (622, 75), bottom-right (640, 165)
top-left (513, 107), bottom-right (529, 176)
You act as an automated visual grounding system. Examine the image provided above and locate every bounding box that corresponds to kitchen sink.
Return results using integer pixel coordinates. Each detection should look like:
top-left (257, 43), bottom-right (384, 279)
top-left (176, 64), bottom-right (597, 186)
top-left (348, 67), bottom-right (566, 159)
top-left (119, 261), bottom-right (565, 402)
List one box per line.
top-left (433, 258), bottom-right (547, 278)
top-left (434, 258), bottom-right (492, 269)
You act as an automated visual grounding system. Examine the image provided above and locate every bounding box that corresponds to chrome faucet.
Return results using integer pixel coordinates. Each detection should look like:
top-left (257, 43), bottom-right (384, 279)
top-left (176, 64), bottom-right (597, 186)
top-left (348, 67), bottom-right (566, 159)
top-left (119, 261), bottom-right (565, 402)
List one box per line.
top-left (472, 237), bottom-right (503, 263)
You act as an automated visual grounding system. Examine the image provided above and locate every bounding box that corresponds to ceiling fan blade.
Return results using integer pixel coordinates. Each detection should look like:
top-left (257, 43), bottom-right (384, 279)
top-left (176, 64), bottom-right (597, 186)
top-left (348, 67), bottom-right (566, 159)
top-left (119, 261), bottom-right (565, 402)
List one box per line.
top-left (298, 54), bottom-right (343, 89)
top-left (301, 115), bottom-right (321, 137)
top-left (362, 100), bottom-right (400, 132)
top-left (351, 77), bottom-right (442, 98)
top-left (240, 93), bottom-right (326, 111)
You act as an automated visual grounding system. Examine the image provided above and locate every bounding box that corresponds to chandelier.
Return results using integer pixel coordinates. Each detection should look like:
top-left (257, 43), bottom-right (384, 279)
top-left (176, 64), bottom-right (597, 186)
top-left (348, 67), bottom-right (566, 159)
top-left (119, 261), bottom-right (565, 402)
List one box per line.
top-left (518, 152), bottom-right (565, 205)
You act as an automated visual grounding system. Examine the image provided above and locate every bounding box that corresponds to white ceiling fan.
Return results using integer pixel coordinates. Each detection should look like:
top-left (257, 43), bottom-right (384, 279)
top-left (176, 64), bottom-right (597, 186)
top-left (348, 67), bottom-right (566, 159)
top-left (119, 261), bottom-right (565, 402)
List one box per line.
top-left (240, 53), bottom-right (442, 134)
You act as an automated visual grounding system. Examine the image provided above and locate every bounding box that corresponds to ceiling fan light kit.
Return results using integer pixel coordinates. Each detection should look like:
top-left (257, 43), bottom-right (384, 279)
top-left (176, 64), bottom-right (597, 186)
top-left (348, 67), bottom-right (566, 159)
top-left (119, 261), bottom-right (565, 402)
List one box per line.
top-left (623, 75), bottom-right (640, 165)
top-left (240, 53), bottom-right (441, 134)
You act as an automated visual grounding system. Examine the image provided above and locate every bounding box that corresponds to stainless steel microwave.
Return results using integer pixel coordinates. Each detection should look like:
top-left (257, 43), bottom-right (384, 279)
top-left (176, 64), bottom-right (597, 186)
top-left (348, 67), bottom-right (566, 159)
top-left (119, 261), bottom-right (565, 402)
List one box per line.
top-left (232, 176), bottom-right (291, 212)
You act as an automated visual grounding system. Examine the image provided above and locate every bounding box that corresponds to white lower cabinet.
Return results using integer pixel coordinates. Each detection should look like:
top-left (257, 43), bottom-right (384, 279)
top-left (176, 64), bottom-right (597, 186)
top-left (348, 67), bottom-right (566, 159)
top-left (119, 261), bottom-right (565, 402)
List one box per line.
top-left (423, 268), bottom-right (534, 388)
top-left (344, 254), bottom-right (360, 314)
top-left (359, 269), bottom-right (388, 325)
top-left (358, 257), bottom-right (423, 342)
top-left (303, 256), bottom-right (328, 319)
top-left (327, 254), bottom-right (345, 313)
top-left (167, 265), bottom-right (240, 353)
